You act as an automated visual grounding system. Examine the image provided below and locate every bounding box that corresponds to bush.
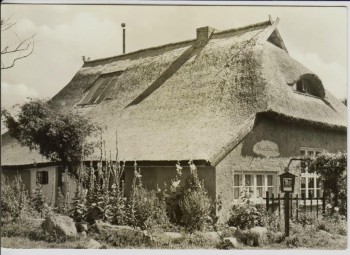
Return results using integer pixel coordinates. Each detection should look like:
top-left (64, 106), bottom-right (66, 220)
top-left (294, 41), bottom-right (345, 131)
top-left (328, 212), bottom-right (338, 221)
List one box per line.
top-left (166, 161), bottom-right (213, 232)
top-left (227, 187), bottom-right (263, 230)
top-left (1, 174), bottom-right (34, 221)
top-left (304, 152), bottom-right (347, 215)
top-left (126, 167), bottom-right (169, 230)
top-left (32, 184), bottom-right (51, 218)
top-left (179, 189), bottom-right (211, 232)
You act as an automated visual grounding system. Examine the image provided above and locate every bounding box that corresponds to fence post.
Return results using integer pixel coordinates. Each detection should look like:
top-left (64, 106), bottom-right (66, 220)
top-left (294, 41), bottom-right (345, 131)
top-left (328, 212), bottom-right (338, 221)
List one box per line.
top-left (316, 194), bottom-right (319, 218)
top-left (290, 193), bottom-right (293, 220)
top-left (303, 193), bottom-right (306, 213)
top-left (310, 195), bottom-right (313, 213)
top-left (284, 192), bottom-right (290, 237)
top-left (272, 193), bottom-right (275, 212)
top-left (296, 194), bottom-right (299, 221)
top-left (322, 193), bottom-right (326, 214)
top-left (278, 193), bottom-right (281, 217)
top-left (266, 191), bottom-right (269, 212)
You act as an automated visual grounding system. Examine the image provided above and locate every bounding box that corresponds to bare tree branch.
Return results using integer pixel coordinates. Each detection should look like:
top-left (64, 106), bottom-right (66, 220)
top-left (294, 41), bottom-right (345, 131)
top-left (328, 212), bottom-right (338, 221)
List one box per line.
top-left (1, 17), bottom-right (36, 70)
top-left (1, 16), bottom-right (15, 32)
top-left (1, 41), bottom-right (35, 70)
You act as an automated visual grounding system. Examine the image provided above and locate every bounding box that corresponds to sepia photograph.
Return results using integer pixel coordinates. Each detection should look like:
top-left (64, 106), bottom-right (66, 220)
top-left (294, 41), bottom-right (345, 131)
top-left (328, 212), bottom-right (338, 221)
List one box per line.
top-left (1, 1), bottom-right (348, 252)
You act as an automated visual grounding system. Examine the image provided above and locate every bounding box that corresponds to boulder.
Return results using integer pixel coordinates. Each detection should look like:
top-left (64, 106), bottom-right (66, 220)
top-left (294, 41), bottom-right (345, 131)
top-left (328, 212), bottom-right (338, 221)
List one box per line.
top-left (78, 231), bottom-right (87, 238)
top-left (226, 226), bottom-right (237, 236)
top-left (223, 237), bottom-right (239, 248)
top-left (41, 214), bottom-right (77, 238)
top-left (95, 222), bottom-right (150, 242)
top-left (233, 228), bottom-right (245, 240)
top-left (201, 232), bottom-right (221, 243)
top-left (82, 238), bottom-right (102, 249)
top-left (164, 232), bottom-right (183, 240)
top-left (85, 207), bottom-right (104, 224)
top-left (76, 222), bottom-right (88, 232)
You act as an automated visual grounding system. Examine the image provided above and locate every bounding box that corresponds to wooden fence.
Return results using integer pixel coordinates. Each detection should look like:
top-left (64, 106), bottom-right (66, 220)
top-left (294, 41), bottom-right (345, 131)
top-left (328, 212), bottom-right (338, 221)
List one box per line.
top-left (264, 191), bottom-right (326, 221)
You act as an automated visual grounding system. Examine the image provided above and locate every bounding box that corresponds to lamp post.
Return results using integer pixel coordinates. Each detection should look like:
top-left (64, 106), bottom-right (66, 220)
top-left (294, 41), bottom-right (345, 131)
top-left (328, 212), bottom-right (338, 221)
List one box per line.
top-left (279, 165), bottom-right (297, 237)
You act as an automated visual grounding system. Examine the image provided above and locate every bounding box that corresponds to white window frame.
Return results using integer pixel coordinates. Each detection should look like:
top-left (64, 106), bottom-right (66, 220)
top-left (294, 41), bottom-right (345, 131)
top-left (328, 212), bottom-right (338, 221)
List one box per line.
top-left (300, 147), bottom-right (323, 198)
top-left (234, 173), bottom-right (276, 201)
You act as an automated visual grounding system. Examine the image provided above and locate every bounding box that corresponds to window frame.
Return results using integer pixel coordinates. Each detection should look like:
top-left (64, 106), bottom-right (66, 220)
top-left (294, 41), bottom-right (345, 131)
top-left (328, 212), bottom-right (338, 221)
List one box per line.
top-left (233, 172), bottom-right (276, 201)
top-left (36, 171), bottom-right (49, 185)
top-left (300, 147), bottom-right (323, 198)
top-left (78, 71), bottom-right (123, 106)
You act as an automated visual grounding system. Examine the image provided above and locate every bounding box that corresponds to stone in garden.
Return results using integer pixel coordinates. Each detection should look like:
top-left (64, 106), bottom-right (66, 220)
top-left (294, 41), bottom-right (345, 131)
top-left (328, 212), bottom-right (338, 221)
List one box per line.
top-left (319, 230), bottom-right (332, 236)
top-left (41, 214), bottom-right (77, 238)
top-left (85, 207), bottom-right (104, 223)
top-left (76, 222), bottom-right (88, 232)
top-left (227, 226), bottom-right (237, 236)
top-left (83, 238), bottom-right (102, 249)
top-left (223, 237), bottom-right (239, 248)
top-left (201, 232), bottom-right (221, 242)
top-left (78, 231), bottom-right (87, 238)
top-left (164, 232), bottom-right (183, 240)
top-left (95, 222), bottom-right (150, 241)
top-left (249, 226), bottom-right (268, 246)
top-left (233, 228), bottom-right (245, 240)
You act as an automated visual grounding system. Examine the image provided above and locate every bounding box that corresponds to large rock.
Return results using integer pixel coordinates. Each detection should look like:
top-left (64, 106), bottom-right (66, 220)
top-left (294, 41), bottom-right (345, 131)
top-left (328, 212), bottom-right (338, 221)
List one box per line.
top-left (76, 222), bottom-right (88, 233)
top-left (223, 237), bottom-right (239, 248)
top-left (95, 222), bottom-right (150, 242)
top-left (78, 238), bottom-right (102, 249)
top-left (41, 214), bottom-right (77, 238)
top-left (164, 232), bottom-right (183, 240)
top-left (84, 239), bottom-right (102, 249)
top-left (200, 232), bottom-right (221, 243)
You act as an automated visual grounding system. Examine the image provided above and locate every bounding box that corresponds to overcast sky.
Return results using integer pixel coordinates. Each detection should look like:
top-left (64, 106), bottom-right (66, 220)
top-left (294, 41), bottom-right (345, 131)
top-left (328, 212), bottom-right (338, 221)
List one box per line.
top-left (1, 4), bottom-right (348, 110)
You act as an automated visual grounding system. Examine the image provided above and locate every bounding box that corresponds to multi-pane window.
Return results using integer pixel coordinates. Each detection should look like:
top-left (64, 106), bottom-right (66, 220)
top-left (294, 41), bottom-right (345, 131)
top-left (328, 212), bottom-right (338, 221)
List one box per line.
top-left (78, 71), bottom-right (123, 106)
top-left (300, 148), bottom-right (322, 198)
top-left (233, 173), bottom-right (275, 200)
top-left (37, 171), bottom-right (49, 185)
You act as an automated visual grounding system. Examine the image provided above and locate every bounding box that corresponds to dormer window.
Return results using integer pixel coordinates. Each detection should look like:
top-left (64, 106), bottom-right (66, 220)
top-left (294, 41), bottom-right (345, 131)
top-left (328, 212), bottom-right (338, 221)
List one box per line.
top-left (291, 74), bottom-right (325, 98)
top-left (78, 71), bottom-right (123, 106)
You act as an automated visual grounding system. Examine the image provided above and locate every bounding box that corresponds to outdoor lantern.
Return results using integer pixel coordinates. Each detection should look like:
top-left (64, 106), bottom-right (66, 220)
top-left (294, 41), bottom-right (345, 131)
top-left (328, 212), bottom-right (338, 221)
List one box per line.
top-left (279, 171), bottom-right (296, 193)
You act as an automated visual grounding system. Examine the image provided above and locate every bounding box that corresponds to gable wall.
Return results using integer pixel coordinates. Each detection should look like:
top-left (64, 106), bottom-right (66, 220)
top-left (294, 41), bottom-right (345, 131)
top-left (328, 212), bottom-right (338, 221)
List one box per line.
top-left (216, 117), bottom-right (346, 221)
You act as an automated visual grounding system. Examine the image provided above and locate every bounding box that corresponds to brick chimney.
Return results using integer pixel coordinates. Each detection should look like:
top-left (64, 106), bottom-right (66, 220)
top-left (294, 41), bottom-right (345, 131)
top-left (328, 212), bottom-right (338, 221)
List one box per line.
top-left (195, 26), bottom-right (216, 48)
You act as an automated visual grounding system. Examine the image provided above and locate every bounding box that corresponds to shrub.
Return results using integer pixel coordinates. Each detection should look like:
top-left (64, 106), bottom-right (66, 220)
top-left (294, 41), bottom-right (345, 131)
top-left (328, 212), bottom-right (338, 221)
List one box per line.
top-left (126, 166), bottom-right (169, 230)
top-left (304, 152), bottom-right (347, 215)
top-left (32, 183), bottom-right (51, 218)
top-left (1, 174), bottom-right (34, 221)
top-left (166, 161), bottom-right (212, 232)
top-left (261, 210), bottom-right (283, 233)
top-left (179, 189), bottom-right (211, 232)
top-left (285, 235), bottom-right (300, 247)
top-left (227, 187), bottom-right (263, 230)
top-left (235, 230), bottom-right (260, 247)
top-left (292, 212), bottom-right (317, 227)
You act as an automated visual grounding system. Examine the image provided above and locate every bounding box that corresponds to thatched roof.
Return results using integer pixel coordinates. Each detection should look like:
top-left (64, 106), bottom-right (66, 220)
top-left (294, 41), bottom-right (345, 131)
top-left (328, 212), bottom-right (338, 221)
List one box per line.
top-left (2, 18), bottom-right (347, 167)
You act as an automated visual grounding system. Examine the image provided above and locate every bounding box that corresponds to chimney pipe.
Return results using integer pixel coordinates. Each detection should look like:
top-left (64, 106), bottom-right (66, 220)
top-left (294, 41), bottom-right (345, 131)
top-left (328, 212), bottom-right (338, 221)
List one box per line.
top-left (121, 23), bottom-right (126, 54)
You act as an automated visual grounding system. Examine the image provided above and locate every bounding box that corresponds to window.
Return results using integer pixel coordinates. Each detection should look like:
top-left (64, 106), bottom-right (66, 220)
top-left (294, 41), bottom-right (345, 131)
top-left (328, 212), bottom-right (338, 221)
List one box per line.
top-left (37, 171), bottom-right (49, 185)
top-left (291, 74), bottom-right (325, 98)
top-left (234, 173), bottom-right (276, 200)
top-left (78, 71), bottom-right (123, 106)
top-left (300, 148), bottom-right (323, 198)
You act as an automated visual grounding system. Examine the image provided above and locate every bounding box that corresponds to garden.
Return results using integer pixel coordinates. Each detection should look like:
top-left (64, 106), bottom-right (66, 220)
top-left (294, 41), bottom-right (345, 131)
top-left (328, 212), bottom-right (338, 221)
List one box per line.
top-left (1, 157), bottom-right (347, 249)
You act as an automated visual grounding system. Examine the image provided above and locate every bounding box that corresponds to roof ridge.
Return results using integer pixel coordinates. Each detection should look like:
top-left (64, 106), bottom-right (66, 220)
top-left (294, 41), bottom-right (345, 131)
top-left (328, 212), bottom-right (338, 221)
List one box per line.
top-left (83, 19), bottom-right (272, 66)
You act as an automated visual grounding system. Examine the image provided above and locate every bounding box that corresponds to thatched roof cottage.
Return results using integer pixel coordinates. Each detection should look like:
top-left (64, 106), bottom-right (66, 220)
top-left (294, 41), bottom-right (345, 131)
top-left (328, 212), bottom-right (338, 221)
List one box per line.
top-left (1, 17), bottom-right (347, 220)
